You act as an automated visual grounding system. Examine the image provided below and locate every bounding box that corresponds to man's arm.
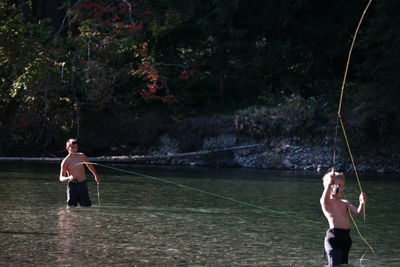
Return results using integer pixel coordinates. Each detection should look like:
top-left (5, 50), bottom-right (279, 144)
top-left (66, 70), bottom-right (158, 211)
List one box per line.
top-left (83, 155), bottom-right (101, 184)
top-left (59, 160), bottom-right (73, 182)
top-left (347, 192), bottom-right (367, 216)
top-left (320, 173), bottom-right (334, 209)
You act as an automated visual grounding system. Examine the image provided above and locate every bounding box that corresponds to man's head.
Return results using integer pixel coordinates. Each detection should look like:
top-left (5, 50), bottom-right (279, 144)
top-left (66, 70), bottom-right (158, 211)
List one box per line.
top-left (323, 171), bottom-right (345, 197)
top-left (66, 138), bottom-right (78, 153)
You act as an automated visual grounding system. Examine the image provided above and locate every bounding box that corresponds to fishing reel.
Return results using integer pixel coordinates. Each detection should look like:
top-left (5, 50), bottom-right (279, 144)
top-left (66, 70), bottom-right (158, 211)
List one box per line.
top-left (332, 184), bottom-right (339, 195)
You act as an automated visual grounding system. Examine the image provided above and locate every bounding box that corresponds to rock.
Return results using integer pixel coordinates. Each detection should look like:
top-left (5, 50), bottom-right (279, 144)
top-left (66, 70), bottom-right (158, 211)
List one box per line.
top-left (304, 165), bottom-right (315, 171)
top-left (282, 159), bottom-right (293, 168)
top-left (377, 167), bottom-right (385, 173)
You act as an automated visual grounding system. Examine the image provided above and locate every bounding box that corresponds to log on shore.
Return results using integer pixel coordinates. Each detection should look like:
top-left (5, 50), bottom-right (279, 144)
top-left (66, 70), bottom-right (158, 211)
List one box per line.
top-left (0, 144), bottom-right (266, 163)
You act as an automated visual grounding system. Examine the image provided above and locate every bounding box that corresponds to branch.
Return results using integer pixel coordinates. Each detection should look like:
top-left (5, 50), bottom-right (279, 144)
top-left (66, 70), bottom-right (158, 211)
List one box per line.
top-left (154, 62), bottom-right (187, 69)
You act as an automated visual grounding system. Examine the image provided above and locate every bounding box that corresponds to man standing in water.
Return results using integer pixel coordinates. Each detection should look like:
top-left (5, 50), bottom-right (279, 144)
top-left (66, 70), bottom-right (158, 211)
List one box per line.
top-left (320, 170), bottom-right (367, 266)
top-left (59, 139), bottom-right (101, 207)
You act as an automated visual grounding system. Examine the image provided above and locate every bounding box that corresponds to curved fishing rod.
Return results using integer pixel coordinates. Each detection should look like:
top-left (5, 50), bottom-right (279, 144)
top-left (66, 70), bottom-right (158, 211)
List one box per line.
top-left (334, 0), bottom-right (374, 193)
top-left (332, 0), bottom-right (375, 255)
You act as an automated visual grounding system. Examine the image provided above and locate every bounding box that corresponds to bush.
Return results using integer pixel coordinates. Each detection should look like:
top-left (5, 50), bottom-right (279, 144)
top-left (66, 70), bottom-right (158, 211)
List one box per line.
top-left (235, 95), bottom-right (320, 139)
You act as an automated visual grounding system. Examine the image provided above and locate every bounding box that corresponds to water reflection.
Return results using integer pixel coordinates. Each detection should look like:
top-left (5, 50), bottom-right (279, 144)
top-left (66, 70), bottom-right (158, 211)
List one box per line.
top-left (0, 163), bottom-right (400, 266)
top-left (56, 208), bottom-right (74, 265)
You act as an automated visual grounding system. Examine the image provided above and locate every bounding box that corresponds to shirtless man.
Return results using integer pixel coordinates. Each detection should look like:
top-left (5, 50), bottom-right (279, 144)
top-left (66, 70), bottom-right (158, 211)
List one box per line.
top-left (59, 139), bottom-right (101, 207)
top-left (320, 170), bottom-right (367, 266)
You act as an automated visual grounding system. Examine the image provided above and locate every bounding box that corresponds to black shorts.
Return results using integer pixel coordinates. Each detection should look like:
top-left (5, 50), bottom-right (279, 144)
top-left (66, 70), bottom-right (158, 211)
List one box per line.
top-left (324, 228), bottom-right (352, 265)
top-left (67, 181), bottom-right (92, 207)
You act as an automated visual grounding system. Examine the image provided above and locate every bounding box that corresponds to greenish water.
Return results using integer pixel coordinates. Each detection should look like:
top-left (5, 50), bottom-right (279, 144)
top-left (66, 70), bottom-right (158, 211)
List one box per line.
top-left (0, 162), bottom-right (399, 266)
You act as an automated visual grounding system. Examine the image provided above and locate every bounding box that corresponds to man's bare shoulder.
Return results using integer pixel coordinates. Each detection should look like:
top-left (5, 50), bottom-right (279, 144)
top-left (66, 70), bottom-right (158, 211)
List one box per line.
top-left (340, 199), bottom-right (352, 207)
top-left (70, 152), bottom-right (86, 158)
top-left (61, 155), bottom-right (71, 165)
top-left (62, 153), bottom-right (86, 163)
top-left (77, 153), bottom-right (88, 160)
top-left (320, 197), bottom-right (331, 206)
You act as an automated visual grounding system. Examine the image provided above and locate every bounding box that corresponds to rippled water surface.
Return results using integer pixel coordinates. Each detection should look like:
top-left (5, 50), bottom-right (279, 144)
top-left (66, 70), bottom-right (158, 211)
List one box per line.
top-left (1, 162), bottom-right (399, 266)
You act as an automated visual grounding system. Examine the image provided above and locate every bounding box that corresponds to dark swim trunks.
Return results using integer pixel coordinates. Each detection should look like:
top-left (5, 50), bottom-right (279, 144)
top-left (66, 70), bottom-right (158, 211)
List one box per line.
top-left (67, 180), bottom-right (92, 207)
top-left (324, 228), bottom-right (352, 266)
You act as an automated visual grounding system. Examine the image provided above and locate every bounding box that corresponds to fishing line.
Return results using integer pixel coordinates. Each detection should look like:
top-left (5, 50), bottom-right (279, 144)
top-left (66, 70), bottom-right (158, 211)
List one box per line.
top-left (349, 210), bottom-right (374, 254)
top-left (96, 183), bottom-right (101, 206)
top-left (342, 191), bottom-right (375, 256)
top-left (91, 162), bottom-right (321, 225)
top-left (332, 0), bottom-right (375, 255)
top-left (334, 0), bottom-right (374, 193)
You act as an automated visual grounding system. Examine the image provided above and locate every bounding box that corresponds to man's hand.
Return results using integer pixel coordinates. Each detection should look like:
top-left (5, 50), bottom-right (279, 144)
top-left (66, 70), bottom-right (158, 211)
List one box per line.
top-left (359, 192), bottom-right (367, 205)
top-left (329, 172), bottom-right (336, 185)
top-left (323, 171), bottom-right (335, 188)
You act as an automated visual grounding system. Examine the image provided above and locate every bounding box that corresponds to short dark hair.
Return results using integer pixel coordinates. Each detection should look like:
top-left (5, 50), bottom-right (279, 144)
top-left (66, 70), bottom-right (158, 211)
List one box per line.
top-left (66, 138), bottom-right (78, 147)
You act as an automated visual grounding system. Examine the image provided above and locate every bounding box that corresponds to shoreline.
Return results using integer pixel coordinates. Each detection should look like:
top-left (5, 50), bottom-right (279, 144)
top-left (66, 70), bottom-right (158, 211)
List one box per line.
top-left (1, 141), bottom-right (399, 175)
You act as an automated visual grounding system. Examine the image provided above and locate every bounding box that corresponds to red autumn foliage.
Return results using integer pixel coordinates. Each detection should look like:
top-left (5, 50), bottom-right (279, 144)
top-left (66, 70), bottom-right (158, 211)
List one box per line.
top-left (114, 23), bottom-right (143, 35)
top-left (147, 82), bottom-right (159, 93)
top-left (72, 0), bottom-right (141, 35)
top-left (71, 1), bottom-right (184, 104)
top-left (178, 68), bottom-right (200, 80)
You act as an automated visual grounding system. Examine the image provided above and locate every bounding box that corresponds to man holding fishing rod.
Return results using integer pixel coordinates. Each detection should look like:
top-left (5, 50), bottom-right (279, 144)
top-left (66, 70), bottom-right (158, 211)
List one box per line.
top-left (320, 170), bottom-right (367, 266)
top-left (59, 138), bottom-right (101, 207)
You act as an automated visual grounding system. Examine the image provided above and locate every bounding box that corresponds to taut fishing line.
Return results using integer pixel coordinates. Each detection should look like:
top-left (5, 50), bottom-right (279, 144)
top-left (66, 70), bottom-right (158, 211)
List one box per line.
top-left (332, 0), bottom-right (375, 256)
top-left (90, 162), bottom-right (321, 225)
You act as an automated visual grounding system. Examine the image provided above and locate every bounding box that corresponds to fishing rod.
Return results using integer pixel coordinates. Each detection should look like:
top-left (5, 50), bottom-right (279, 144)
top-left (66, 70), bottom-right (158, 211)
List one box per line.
top-left (332, 0), bottom-right (375, 255)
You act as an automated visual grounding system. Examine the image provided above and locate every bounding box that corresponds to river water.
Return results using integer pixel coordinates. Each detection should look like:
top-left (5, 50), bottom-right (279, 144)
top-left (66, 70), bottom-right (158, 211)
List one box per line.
top-left (0, 162), bottom-right (399, 266)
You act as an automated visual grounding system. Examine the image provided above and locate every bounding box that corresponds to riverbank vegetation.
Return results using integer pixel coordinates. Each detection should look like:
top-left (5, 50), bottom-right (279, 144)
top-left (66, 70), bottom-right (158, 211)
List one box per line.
top-left (1, 0), bottom-right (399, 157)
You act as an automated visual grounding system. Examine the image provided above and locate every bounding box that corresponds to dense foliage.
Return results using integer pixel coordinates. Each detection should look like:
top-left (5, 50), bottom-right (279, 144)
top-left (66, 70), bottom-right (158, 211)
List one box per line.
top-left (0, 0), bottom-right (399, 155)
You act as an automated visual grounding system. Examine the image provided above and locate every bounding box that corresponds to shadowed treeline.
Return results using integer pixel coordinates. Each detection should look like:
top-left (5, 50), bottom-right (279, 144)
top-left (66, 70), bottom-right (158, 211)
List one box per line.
top-left (0, 0), bottom-right (399, 156)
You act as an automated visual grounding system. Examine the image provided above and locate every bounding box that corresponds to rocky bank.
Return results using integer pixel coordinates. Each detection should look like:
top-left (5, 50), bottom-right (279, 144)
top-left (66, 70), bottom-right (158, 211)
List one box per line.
top-left (100, 115), bottom-right (400, 174)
